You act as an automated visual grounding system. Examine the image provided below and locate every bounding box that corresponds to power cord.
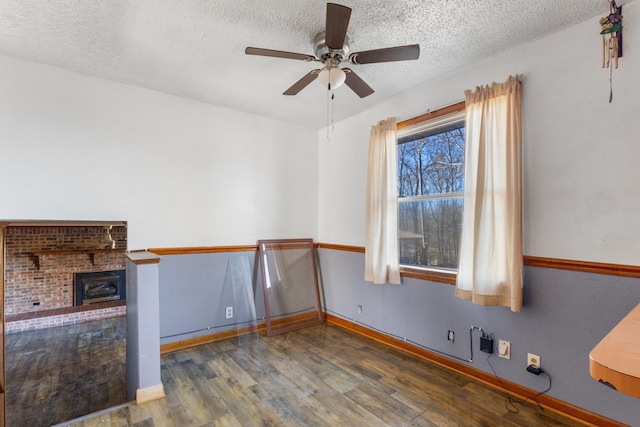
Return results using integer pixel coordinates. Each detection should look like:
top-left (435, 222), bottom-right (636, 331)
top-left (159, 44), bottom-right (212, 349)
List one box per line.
top-left (485, 333), bottom-right (552, 413)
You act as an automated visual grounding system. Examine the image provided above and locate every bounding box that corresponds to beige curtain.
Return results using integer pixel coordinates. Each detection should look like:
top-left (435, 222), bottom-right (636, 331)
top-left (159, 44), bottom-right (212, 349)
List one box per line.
top-left (365, 117), bottom-right (401, 285)
top-left (456, 76), bottom-right (523, 312)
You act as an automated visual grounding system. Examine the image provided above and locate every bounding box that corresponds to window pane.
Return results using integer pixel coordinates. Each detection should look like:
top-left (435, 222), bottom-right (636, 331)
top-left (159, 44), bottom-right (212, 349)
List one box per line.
top-left (397, 115), bottom-right (465, 271)
top-left (398, 126), bottom-right (465, 197)
top-left (398, 198), bottom-right (463, 269)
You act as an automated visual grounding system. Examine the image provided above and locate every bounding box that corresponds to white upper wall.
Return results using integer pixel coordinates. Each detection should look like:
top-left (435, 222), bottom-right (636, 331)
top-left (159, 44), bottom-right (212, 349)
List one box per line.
top-left (319, 2), bottom-right (640, 265)
top-left (0, 55), bottom-right (319, 250)
top-left (2, 3), bottom-right (638, 263)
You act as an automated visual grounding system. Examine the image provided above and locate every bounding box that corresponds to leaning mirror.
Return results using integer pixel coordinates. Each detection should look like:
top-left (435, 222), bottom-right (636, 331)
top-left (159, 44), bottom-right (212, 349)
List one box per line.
top-left (258, 239), bottom-right (324, 336)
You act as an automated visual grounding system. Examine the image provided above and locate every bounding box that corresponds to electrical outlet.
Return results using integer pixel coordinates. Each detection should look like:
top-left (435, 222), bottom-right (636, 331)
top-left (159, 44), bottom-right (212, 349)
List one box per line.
top-left (447, 330), bottom-right (455, 342)
top-left (527, 353), bottom-right (541, 369)
top-left (225, 306), bottom-right (233, 319)
top-left (357, 304), bottom-right (363, 314)
top-left (498, 339), bottom-right (510, 359)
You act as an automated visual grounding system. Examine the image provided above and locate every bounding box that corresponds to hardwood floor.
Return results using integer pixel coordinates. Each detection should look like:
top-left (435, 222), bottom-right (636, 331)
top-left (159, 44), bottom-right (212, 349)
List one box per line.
top-left (5, 316), bottom-right (126, 427)
top-left (66, 323), bottom-right (587, 427)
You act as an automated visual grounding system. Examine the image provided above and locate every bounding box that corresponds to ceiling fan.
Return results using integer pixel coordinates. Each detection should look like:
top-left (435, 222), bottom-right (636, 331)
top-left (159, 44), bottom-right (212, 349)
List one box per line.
top-left (245, 3), bottom-right (420, 98)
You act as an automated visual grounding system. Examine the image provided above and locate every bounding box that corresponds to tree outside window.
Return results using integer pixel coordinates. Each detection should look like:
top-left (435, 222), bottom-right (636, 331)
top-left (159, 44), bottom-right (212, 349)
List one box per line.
top-left (397, 114), bottom-right (465, 270)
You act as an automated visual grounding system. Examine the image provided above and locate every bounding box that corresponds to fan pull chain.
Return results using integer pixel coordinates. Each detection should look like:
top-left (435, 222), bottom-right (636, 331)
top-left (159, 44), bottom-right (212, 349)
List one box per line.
top-left (326, 88), bottom-right (336, 140)
top-left (326, 87), bottom-right (331, 141)
top-left (331, 91), bottom-right (336, 132)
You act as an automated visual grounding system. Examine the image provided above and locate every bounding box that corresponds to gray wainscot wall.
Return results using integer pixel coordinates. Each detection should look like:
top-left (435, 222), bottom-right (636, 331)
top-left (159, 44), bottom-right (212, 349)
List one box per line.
top-left (158, 251), bottom-right (265, 345)
top-left (317, 248), bottom-right (640, 427)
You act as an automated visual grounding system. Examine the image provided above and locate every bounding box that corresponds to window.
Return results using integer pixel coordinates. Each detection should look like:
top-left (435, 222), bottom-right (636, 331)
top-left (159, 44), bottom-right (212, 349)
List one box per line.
top-left (397, 103), bottom-right (465, 273)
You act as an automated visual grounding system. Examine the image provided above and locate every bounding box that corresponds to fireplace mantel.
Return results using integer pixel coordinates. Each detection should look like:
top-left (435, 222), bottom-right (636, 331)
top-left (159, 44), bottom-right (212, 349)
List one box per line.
top-left (28, 248), bottom-right (127, 269)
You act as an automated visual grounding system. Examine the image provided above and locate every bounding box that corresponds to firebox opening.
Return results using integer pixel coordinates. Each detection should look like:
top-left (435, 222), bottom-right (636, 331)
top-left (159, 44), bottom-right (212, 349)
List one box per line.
top-left (75, 270), bottom-right (126, 306)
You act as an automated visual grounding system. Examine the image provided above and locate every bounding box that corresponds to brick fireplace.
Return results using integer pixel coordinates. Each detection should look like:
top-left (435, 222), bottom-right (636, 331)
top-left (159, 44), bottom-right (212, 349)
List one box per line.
top-left (3, 222), bottom-right (128, 332)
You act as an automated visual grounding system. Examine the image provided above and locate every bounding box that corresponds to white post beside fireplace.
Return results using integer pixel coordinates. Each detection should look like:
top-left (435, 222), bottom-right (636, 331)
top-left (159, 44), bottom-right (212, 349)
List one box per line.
top-left (125, 251), bottom-right (165, 404)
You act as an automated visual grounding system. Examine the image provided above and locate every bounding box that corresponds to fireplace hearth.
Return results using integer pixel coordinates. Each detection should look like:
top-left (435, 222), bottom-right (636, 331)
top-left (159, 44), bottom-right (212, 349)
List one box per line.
top-left (75, 270), bottom-right (126, 306)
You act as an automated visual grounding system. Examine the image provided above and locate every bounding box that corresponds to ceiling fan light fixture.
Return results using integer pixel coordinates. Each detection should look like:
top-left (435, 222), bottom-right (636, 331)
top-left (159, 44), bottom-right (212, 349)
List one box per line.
top-left (245, 3), bottom-right (420, 98)
top-left (317, 66), bottom-right (346, 90)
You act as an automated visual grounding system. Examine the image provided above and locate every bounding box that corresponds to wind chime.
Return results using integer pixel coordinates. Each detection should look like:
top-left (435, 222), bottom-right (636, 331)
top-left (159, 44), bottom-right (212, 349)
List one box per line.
top-left (600, 0), bottom-right (623, 102)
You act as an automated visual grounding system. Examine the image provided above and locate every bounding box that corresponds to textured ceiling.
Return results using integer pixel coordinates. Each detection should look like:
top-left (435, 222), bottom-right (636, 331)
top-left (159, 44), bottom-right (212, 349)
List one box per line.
top-left (0, 0), bottom-right (628, 128)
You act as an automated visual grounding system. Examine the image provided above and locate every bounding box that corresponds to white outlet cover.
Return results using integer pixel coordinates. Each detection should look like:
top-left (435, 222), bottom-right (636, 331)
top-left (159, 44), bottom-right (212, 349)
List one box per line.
top-left (527, 352), bottom-right (541, 368)
top-left (226, 306), bottom-right (233, 319)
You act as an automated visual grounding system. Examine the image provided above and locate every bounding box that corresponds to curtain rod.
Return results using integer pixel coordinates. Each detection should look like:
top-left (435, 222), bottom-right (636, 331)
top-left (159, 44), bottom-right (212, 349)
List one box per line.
top-left (397, 99), bottom-right (465, 130)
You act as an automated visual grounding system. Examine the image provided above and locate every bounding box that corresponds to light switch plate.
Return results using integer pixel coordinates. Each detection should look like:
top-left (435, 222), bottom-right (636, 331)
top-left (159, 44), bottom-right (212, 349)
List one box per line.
top-left (498, 339), bottom-right (510, 359)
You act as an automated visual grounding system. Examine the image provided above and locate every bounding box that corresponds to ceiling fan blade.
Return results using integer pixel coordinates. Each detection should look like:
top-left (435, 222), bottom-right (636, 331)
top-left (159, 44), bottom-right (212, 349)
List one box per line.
top-left (325, 3), bottom-right (352, 50)
top-left (283, 70), bottom-right (321, 95)
top-left (343, 68), bottom-right (374, 98)
top-left (349, 44), bottom-right (420, 64)
top-left (245, 47), bottom-right (316, 62)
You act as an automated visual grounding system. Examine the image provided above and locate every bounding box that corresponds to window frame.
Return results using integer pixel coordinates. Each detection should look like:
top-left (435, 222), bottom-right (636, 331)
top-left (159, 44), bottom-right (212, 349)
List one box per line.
top-left (396, 101), bottom-right (466, 285)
